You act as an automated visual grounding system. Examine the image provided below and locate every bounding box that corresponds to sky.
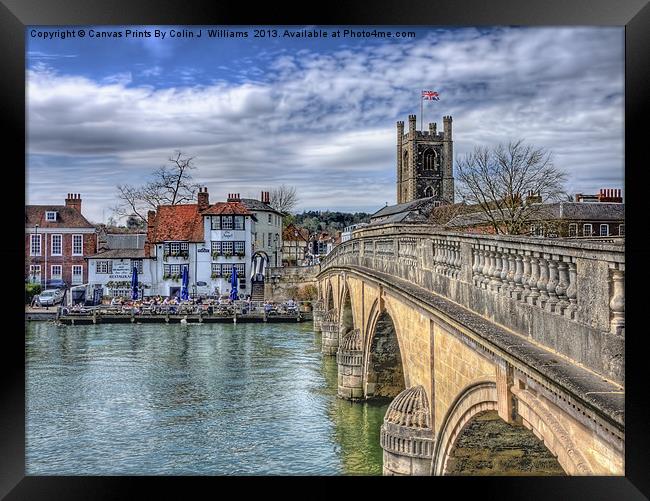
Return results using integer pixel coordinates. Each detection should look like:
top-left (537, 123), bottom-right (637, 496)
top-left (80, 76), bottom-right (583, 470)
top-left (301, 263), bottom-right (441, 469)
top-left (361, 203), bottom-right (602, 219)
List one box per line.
top-left (26, 26), bottom-right (624, 224)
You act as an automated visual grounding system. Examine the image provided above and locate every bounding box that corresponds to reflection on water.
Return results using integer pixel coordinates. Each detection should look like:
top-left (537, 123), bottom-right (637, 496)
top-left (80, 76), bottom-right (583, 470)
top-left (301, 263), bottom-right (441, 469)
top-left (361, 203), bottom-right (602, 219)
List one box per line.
top-left (26, 322), bottom-right (387, 475)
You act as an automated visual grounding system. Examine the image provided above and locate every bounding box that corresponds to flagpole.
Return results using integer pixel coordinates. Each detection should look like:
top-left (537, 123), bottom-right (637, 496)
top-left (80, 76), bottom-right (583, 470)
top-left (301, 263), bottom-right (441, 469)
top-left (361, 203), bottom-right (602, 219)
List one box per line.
top-left (420, 90), bottom-right (423, 132)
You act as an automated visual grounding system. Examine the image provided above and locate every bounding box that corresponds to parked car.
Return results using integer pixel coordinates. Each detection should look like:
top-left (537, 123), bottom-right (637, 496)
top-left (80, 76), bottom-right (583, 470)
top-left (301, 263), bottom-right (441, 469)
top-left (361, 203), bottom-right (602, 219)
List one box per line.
top-left (34, 288), bottom-right (65, 307)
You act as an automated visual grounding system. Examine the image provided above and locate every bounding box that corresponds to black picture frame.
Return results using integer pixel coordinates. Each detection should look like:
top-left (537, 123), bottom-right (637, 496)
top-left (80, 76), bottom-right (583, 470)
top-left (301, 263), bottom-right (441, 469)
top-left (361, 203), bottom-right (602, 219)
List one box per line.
top-left (4, 0), bottom-right (649, 498)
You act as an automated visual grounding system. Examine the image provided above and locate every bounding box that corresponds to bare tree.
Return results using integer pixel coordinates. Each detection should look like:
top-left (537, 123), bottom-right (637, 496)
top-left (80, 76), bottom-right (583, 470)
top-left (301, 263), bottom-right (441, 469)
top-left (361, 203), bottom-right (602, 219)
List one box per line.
top-left (112, 151), bottom-right (201, 222)
top-left (455, 140), bottom-right (567, 235)
top-left (269, 184), bottom-right (299, 214)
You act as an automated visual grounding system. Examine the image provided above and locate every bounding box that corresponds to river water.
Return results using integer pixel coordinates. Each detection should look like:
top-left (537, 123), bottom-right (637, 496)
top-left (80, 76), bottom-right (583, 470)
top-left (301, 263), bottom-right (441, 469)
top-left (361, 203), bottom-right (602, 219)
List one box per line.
top-left (26, 322), bottom-right (388, 475)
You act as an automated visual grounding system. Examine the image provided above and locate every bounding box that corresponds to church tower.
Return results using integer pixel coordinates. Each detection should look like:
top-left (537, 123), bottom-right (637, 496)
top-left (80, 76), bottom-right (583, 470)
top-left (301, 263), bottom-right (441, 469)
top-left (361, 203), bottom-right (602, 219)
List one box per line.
top-left (396, 114), bottom-right (454, 204)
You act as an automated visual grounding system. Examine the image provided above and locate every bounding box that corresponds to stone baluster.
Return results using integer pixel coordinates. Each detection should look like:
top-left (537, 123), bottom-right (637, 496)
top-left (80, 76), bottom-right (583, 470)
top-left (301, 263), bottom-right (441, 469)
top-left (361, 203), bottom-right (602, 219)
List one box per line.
top-left (506, 251), bottom-right (517, 297)
top-left (475, 244), bottom-right (483, 287)
top-left (537, 255), bottom-right (549, 307)
top-left (480, 245), bottom-right (490, 289)
top-left (545, 255), bottom-right (559, 313)
top-left (490, 246), bottom-right (501, 292)
top-left (486, 247), bottom-right (495, 290)
top-left (435, 240), bottom-right (443, 274)
top-left (453, 243), bottom-right (461, 278)
top-left (499, 248), bottom-right (510, 295)
top-left (555, 258), bottom-right (570, 314)
top-left (609, 265), bottom-right (625, 335)
top-left (513, 253), bottom-right (524, 300)
top-left (472, 246), bottom-right (481, 286)
top-left (521, 252), bottom-right (532, 301)
top-left (565, 258), bottom-right (577, 319)
top-left (443, 242), bottom-right (451, 276)
top-left (527, 253), bottom-right (540, 306)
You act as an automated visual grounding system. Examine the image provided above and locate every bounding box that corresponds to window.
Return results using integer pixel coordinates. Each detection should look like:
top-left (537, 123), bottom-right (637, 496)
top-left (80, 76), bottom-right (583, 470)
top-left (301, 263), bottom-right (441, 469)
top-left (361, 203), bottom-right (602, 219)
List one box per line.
top-left (211, 241), bottom-right (221, 255)
top-left (234, 241), bottom-right (245, 255)
top-left (268, 213), bottom-right (272, 223)
top-left (46, 211), bottom-right (57, 221)
top-left (211, 263), bottom-right (222, 277)
top-left (180, 242), bottom-right (189, 252)
top-left (583, 224), bottom-right (593, 236)
top-left (568, 224), bottom-right (577, 237)
top-left (222, 216), bottom-right (233, 230)
top-left (423, 148), bottom-right (435, 171)
top-left (234, 216), bottom-right (244, 230)
top-left (163, 264), bottom-right (188, 278)
top-left (132, 259), bottom-right (143, 274)
top-left (72, 265), bottom-right (83, 284)
top-left (111, 288), bottom-right (131, 298)
top-left (222, 241), bottom-right (234, 255)
top-left (51, 265), bottom-right (62, 280)
top-left (97, 260), bottom-right (112, 274)
top-left (234, 263), bottom-right (245, 279)
top-left (30, 234), bottom-right (41, 256)
top-left (51, 234), bottom-right (62, 255)
top-left (600, 224), bottom-right (609, 236)
top-left (619, 224), bottom-right (625, 236)
top-left (268, 233), bottom-right (272, 246)
top-left (72, 235), bottom-right (83, 256)
top-left (29, 265), bottom-right (41, 283)
top-left (170, 242), bottom-right (180, 254)
top-left (211, 216), bottom-right (221, 230)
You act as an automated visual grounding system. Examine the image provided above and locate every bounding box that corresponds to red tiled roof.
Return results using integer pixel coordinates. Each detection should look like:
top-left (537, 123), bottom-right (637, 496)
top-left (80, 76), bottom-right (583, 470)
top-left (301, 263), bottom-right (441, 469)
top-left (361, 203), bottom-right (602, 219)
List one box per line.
top-left (147, 204), bottom-right (205, 243)
top-left (201, 202), bottom-right (251, 216)
top-left (283, 224), bottom-right (310, 242)
top-left (25, 205), bottom-right (94, 228)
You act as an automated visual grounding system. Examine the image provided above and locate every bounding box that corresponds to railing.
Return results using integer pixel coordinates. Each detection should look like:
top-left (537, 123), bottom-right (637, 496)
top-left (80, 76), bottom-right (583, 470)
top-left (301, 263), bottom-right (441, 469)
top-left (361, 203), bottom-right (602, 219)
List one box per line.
top-left (320, 223), bottom-right (625, 383)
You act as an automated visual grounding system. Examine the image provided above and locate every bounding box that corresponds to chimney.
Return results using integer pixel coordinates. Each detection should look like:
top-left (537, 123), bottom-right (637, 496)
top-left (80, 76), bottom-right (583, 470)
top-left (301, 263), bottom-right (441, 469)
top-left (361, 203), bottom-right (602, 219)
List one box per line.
top-left (197, 186), bottom-right (209, 210)
top-left (261, 191), bottom-right (270, 204)
top-left (65, 193), bottom-right (82, 213)
top-left (598, 188), bottom-right (623, 203)
top-left (227, 193), bottom-right (241, 202)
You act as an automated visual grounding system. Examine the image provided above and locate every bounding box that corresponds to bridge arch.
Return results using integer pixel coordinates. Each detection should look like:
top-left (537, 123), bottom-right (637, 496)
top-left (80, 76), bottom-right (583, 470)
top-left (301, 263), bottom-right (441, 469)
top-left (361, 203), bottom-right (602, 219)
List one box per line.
top-left (325, 280), bottom-right (335, 311)
top-left (339, 278), bottom-right (354, 336)
top-left (433, 380), bottom-right (576, 476)
top-left (363, 300), bottom-right (406, 399)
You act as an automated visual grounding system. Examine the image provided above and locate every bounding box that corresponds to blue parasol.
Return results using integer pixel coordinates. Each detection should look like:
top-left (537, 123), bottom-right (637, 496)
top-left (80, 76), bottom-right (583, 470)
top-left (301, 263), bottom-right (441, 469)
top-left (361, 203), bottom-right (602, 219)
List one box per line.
top-left (131, 265), bottom-right (138, 300)
top-left (229, 265), bottom-right (238, 300)
top-left (181, 266), bottom-right (189, 301)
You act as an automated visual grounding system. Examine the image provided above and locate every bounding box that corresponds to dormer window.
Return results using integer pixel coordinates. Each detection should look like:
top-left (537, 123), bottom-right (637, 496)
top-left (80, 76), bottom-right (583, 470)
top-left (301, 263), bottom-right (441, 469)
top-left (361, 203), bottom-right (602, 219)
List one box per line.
top-left (46, 211), bottom-right (57, 221)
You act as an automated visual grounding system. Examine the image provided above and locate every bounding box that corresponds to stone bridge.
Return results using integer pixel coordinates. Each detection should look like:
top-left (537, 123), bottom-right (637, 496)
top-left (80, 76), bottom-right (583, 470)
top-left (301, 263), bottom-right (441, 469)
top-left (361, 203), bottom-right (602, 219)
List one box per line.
top-left (313, 223), bottom-right (624, 476)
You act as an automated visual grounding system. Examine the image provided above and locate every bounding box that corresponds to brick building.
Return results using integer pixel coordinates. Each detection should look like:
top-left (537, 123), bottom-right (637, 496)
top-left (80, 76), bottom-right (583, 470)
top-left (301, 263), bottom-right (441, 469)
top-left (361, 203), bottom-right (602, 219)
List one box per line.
top-left (25, 193), bottom-right (97, 287)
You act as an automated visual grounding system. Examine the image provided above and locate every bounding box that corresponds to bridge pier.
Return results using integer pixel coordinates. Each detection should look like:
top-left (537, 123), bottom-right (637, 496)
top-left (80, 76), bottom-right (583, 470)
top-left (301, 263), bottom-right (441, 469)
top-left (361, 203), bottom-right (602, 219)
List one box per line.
top-left (321, 309), bottom-right (340, 356)
top-left (312, 300), bottom-right (324, 332)
top-left (380, 385), bottom-right (434, 475)
top-left (336, 328), bottom-right (364, 399)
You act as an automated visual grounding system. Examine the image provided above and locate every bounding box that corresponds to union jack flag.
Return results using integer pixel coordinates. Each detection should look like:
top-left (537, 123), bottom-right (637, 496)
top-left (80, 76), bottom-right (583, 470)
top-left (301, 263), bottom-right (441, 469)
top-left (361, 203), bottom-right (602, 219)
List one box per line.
top-left (422, 90), bottom-right (439, 100)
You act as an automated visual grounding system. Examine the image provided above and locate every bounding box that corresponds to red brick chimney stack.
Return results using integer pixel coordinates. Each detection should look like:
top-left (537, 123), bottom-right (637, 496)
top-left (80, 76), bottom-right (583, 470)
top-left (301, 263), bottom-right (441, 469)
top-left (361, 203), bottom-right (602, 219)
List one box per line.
top-left (227, 193), bottom-right (241, 202)
top-left (261, 191), bottom-right (270, 204)
top-left (197, 187), bottom-right (209, 210)
top-left (65, 193), bottom-right (82, 212)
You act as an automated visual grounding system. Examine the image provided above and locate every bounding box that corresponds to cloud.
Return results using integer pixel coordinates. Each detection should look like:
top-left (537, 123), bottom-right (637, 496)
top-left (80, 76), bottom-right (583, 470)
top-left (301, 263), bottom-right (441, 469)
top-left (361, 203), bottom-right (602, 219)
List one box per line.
top-left (26, 27), bottom-right (624, 223)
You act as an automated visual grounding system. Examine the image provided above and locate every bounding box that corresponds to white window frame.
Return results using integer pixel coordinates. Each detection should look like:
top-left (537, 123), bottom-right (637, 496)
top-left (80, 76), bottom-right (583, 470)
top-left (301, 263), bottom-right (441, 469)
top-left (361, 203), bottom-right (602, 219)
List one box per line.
top-left (222, 241), bottom-right (234, 255)
top-left (30, 234), bottom-right (42, 256)
top-left (51, 265), bottom-right (62, 280)
top-left (45, 211), bottom-right (57, 221)
top-left (71, 265), bottom-right (83, 284)
top-left (211, 263), bottom-right (222, 276)
top-left (268, 213), bottom-right (272, 224)
top-left (221, 216), bottom-right (234, 230)
top-left (583, 224), bottom-right (593, 236)
top-left (211, 216), bottom-right (221, 230)
top-left (234, 241), bottom-right (245, 255)
top-left (72, 234), bottom-right (83, 256)
top-left (600, 224), bottom-right (609, 236)
top-left (29, 265), bottom-right (41, 283)
top-left (51, 234), bottom-right (62, 256)
top-left (568, 224), bottom-right (577, 237)
top-left (97, 260), bottom-right (112, 274)
top-left (234, 216), bottom-right (245, 230)
top-left (132, 260), bottom-right (143, 274)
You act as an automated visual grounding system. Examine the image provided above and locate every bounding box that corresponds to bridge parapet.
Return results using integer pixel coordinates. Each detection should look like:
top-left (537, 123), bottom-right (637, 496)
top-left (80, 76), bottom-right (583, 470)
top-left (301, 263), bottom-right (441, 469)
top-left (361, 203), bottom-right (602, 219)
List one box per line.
top-left (320, 224), bottom-right (625, 384)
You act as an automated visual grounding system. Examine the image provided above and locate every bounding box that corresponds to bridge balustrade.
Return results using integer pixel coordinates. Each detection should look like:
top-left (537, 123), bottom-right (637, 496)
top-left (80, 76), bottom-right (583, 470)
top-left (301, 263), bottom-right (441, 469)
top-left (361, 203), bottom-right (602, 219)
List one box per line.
top-left (322, 224), bottom-right (625, 384)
